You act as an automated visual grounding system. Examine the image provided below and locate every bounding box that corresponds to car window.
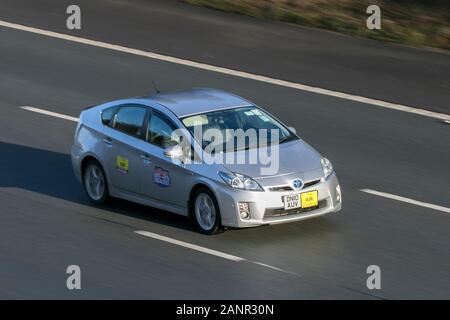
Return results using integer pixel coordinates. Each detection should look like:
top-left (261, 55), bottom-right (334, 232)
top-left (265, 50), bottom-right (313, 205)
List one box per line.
top-left (101, 106), bottom-right (118, 126)
top-left (113, 105), bottom-right (147, 138)
top-left (147, 112), bottom-right (180, 148)
top-left (181, 106), bottom-right (295, 152)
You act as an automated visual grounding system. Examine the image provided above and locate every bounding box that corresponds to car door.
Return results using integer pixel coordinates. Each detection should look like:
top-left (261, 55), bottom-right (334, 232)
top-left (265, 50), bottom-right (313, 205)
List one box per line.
top-left (139, 109), bottom-right (187, 210)
top-left (102, 104), bottom-right (149, 195)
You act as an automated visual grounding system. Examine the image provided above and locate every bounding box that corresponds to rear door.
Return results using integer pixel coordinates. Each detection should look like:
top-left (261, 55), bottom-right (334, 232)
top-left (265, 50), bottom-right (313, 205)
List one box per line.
top-left (102, 104), bottom-right (149, 195)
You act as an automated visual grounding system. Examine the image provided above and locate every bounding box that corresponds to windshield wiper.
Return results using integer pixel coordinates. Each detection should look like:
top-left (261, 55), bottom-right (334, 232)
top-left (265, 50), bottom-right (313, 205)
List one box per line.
top-left (233, 144), bottom-right (253, 152)
top-left (278, 135), bottom-right (298, 144)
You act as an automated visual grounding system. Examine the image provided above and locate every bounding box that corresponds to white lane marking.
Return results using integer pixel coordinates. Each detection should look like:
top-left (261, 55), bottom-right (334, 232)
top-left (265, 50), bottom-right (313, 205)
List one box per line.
top-left (1, 19), bottom-right (449, 122)
top-left (251, 261), bottom-right (300, 277)
top-left (360, 189), bottom-right (450, 214)
top-left (135, 230), bottom-right (244, 262)
top-left (20, 106), bottom-right (79, 122)
top-left (134, 230), bottom-right (300, 276)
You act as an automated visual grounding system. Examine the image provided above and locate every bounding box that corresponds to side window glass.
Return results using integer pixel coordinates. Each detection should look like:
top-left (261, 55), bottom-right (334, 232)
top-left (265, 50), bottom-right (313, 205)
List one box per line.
top-left (113, 106), bottom-right (147, 138)
top-left (147, 112), bottom-right (180, 148)
top-left (101, 106), bottom-right (118, 126)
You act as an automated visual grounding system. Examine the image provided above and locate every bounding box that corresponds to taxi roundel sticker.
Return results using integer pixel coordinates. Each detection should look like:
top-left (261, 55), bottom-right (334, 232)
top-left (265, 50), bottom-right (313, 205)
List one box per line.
top-left (153, 167), bottom-right (170, 187)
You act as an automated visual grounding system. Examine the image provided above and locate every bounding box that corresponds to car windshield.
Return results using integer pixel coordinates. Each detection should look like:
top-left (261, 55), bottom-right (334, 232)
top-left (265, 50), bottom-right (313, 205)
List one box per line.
top-left (181, 106), bottom-right (297, 152)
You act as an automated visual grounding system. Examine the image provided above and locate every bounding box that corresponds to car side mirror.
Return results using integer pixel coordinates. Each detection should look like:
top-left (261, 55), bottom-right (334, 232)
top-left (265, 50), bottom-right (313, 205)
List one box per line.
top-left (163, 144), bottom-right (184, 159)
top-left (288, 126), bottom-right (297, 135)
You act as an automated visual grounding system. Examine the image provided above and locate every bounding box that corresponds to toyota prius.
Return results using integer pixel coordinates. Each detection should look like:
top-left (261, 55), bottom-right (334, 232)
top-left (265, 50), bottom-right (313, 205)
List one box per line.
top-left (71, 88), bottom-right (342, 234)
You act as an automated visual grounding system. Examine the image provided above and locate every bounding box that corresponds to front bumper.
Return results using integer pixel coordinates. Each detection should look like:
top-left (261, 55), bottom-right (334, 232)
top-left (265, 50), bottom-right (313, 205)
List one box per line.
top-left (215, 172), bottom-right (342, 228)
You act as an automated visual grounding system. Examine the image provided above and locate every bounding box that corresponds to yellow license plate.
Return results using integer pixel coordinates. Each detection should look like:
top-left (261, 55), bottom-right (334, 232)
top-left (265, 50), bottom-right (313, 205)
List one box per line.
top-left (300, 190), bottom-right (318, 208)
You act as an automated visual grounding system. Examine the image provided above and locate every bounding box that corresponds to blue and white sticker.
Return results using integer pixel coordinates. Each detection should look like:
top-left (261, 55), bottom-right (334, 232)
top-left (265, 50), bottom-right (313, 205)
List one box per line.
top-left (153, 167), bottom-right (170, 187)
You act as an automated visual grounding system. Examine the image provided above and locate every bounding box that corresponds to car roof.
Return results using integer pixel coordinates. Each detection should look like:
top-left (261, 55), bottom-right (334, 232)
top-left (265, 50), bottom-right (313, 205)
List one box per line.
top-left (144, 88), bottom-right (252, 118)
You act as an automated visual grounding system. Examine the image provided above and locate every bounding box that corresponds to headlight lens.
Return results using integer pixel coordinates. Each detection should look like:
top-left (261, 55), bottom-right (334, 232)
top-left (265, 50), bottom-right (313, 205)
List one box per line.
top-left (321, 157), bottom-right (334, 178)
top-left (219, 172), bottom-right (263, 191)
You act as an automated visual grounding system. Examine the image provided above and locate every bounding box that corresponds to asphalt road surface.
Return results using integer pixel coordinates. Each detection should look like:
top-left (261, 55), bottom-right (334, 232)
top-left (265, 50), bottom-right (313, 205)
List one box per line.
top-left (0, 0), bottom-right (449, 299)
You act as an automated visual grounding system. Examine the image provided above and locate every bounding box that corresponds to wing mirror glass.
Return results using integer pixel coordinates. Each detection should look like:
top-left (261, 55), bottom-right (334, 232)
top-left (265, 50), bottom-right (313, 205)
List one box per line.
top-left (163, 144), bottom-right (184, 158)
top-left (288, 126), bottom-right (297, 135)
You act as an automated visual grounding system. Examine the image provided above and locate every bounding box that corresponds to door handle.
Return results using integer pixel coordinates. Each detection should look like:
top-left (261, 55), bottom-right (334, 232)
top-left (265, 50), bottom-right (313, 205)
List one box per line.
top-left (140, 154), bottom-right (152, 164)
top-left (103, 137), bottom-right (113, 146)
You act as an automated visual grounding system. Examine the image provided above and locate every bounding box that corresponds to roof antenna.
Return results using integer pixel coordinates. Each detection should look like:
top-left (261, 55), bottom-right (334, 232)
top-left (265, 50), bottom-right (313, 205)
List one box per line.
top-left (151, 80), bottom-right (161, 95)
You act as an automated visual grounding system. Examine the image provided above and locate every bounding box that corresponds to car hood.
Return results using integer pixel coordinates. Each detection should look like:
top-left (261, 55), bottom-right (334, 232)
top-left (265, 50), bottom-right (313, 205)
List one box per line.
top-left (219, 139), bottom-right (324, 186)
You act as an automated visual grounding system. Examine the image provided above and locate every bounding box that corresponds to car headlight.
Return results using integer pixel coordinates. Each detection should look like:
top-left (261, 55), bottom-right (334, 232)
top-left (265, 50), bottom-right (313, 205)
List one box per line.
top-left (218, 171), bottom-right (263, 191)
top-left (321, 157), bottom-right (334, 178)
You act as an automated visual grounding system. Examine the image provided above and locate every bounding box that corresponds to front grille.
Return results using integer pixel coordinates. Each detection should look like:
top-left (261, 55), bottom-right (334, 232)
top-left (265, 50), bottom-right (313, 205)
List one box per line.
top-left (268, 179), bottom-right (321, 192)
top-left (303, 179), bottom-right (321, 188)
top-left (269, 186), bottom-right (293, 192)
top-left (264, 200), bottom-right (327, 218)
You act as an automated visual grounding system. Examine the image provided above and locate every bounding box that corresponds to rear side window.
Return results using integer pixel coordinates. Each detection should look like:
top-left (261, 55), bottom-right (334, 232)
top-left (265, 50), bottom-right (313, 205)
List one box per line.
top-left (113, 106), bottom-right (147, 138)
top-left (101, 106), bottom-right (118, 126)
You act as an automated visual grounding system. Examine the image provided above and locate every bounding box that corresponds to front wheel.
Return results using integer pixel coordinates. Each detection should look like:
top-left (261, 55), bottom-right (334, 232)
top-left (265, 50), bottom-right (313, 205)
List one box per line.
top-left (191, 188), bottom-right (222, 235)
top-left (83, 159), bottom-right (109, 205)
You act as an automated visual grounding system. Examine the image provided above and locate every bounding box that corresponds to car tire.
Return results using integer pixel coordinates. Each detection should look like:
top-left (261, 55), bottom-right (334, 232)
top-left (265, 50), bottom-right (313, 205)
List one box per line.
top-left (82, 159), bottom-right (109, 205)
top-left (191, 187), bottom-right (222, 235)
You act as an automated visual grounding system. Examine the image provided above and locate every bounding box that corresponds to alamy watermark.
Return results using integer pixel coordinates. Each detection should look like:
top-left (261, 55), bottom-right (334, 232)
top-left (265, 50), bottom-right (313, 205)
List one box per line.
top-left (66, 265), bottom-right (81, 290)
top-left (366, 5), bottom-right (381, 30)
top-left (366, 265), bottom-right (381, 290)
top-left (66, 5), bottom-right (81, 30)
top-left (170, 126), bottom-right (281, 176)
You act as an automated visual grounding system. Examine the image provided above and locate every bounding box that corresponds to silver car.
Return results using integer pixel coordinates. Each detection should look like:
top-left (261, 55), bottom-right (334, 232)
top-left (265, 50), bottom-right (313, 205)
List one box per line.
top-left (71, 88), bottom-right (342, 234)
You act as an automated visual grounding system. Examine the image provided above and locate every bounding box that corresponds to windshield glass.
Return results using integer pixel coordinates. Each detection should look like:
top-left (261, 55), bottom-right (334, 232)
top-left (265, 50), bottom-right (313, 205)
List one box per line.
top-left (181, 106), bottom-right (297, 152)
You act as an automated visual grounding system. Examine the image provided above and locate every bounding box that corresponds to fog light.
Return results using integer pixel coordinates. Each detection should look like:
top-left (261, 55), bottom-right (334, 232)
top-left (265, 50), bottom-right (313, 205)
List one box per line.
top-left (238, 202), bottom-right (250, 219)
top-left (336, 185), bottom-right (342, 203)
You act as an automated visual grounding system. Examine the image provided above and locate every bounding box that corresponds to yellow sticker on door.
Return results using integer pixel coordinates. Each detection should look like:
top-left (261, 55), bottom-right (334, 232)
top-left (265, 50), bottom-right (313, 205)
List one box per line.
top-left (116, 156), bottom-right (129, 173)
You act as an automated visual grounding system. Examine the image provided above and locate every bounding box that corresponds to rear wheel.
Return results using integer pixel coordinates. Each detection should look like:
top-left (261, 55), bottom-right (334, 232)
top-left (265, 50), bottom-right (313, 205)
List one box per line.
top-left (83, 159), bottom-right (109, 205)
top-left (191, 188), bottom-right (222, 235)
